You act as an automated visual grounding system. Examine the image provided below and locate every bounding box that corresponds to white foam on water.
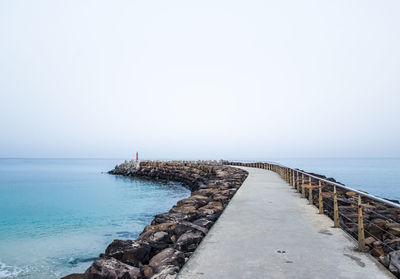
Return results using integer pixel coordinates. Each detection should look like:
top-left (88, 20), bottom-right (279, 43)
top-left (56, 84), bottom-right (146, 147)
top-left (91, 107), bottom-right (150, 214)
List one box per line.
top-left (0, 261), bottom-right (22, 278)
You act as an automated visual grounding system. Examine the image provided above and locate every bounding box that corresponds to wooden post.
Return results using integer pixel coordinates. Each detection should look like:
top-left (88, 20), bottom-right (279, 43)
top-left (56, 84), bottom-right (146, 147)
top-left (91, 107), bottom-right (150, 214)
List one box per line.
top-left (358, 195), bottom-right (365, 251)
top-left (318, 181), bottom-right (323, 214)
top-left (333, 186), bottom-right (339, 228)
top-left (296, 172), bottom-right (300, 192)
top-left (301, 174), bottom-right (305, 198)
top-left (285, 168), bottom-right (288, 181)
top-left (309, 186), bottom-right (313, 205)
top-left (292, 170), bottom-right (295, 188)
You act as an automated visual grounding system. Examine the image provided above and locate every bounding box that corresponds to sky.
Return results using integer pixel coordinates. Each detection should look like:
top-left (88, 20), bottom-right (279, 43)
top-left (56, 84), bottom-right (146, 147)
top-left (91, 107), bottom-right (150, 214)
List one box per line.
top-left (0, 0), bottom-right (399, 160)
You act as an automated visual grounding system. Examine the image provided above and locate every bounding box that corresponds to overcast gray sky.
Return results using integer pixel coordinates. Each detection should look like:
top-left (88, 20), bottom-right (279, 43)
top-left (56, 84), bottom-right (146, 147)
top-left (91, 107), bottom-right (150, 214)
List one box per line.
top-left (0, 0), bottom-right (399, 160)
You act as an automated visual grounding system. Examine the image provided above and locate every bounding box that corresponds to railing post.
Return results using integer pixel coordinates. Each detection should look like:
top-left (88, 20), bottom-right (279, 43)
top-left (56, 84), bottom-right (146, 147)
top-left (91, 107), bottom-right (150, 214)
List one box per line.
top-left (296, 172), bottom-right (300, 192)
top-left (308, 185), bottom-right (313, 205)
top-left (292, 170), bottom-right (295, 188)
top-left (333, 185), bottom-right (339, 228)
top-left (301, 174), bottom-right (305, 198)
top-left (318, 181), bottom-right (323, 214)
top-left (358, 195), bottom-right (365, 251)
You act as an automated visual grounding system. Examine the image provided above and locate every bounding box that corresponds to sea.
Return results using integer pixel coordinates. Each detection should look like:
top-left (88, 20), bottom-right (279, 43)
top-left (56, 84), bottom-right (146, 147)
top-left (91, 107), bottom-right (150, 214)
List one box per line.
top-left (0, 158), bottom-right (399, 278)
top-left (270, 157), bottom-right (400, 201)
top-left (0, 159), bottom-right (190, 279)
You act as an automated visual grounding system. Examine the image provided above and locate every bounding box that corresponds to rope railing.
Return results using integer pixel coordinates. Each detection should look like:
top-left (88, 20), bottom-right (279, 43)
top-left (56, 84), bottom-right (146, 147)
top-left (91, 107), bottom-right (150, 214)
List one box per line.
top-left (224, 161), bottom-right (400, 277)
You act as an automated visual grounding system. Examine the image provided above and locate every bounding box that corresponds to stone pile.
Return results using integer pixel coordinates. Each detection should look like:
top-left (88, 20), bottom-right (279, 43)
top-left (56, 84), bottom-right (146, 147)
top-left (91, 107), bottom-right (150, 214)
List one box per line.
top-left (62, 161), bottom-right (248, 279)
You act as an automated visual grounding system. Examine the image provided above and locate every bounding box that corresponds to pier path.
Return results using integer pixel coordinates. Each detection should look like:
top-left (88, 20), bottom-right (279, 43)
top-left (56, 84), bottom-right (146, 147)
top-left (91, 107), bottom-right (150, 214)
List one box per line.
top-left (177, 167), bottom-right (394, 279)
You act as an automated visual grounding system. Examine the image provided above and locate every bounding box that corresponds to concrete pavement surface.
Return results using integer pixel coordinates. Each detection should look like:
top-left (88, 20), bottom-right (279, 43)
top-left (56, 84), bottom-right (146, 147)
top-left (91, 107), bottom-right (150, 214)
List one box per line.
top-left (177, 167), bottom-right (394, 279)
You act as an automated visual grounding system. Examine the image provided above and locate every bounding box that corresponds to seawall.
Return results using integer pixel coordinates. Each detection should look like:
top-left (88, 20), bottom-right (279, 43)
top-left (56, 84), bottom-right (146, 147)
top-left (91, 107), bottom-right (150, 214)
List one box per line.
top-left (62, 161), bottom-right (248, 279)
top-left (228, 161), bottom-right (400, 278)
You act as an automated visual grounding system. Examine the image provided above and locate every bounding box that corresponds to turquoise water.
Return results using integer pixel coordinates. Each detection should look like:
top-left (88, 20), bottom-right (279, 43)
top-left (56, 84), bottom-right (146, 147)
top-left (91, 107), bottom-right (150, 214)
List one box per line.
top-left (0, 159), bottom-right (190, 279)
top-left (271, 158), bottom-right (400, 201)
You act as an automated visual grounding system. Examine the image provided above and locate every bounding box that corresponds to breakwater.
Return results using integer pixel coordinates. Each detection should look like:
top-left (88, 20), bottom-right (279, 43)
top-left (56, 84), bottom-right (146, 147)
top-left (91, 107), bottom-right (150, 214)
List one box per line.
top-left (63, 161), bottom-right (248, 279)
top-left (227, 161), bottom-right (400, 278)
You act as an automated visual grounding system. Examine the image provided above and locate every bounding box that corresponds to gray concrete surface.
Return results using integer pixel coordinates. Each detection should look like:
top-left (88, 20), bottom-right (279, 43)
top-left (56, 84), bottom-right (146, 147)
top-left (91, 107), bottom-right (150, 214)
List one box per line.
top-left (177, 167), bottom-right (394, 279)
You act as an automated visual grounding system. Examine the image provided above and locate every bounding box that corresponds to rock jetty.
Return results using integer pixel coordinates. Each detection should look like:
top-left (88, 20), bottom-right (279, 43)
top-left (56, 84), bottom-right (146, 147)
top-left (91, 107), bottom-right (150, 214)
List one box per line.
top-left (62, 161), bottom-right (248, 279)
top-left (229, 161), bottom-right (400, 277)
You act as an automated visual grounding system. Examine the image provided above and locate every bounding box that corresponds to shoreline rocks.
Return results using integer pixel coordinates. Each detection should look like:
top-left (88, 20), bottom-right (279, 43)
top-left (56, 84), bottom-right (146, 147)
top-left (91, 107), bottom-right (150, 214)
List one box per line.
top-left (62, 161), bottom-right (248, 279)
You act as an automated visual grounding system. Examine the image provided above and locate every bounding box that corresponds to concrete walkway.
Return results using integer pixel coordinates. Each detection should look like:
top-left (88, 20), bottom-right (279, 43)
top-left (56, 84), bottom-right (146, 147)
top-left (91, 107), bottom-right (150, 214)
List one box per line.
top-left (177, 167), bottom-right (394, 279)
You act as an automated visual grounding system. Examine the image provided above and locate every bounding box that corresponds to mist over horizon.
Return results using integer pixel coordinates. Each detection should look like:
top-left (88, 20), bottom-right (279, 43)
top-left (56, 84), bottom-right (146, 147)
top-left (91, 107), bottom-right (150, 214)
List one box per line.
top-left (1, 0), bottom-right (399, 159)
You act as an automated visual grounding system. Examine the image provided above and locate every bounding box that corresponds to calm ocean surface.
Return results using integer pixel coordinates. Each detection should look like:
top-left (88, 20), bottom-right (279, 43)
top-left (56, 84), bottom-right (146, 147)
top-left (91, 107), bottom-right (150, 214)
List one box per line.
top-left (1, 158), bottom-right (399, 278)
top-left (0, 159), bottom-right (190, 279)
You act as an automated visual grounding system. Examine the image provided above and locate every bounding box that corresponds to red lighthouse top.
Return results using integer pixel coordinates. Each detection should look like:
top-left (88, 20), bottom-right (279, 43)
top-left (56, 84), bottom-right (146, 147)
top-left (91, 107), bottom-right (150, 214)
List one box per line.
top-left (136, 152), bottom-right (139, 161)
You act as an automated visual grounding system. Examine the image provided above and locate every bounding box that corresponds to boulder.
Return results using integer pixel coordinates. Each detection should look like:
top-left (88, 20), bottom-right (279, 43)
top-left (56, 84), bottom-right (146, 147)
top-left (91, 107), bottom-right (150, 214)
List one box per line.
top-left (137, 231), bottom-right (172, 250)
top-left (174, 231), bottom-right (203, 252)
top-left (153, 212), bottom-right (196, 224)
top-left (149, 248), bottom-right (185, 274)
top-left (174, 221), bottom-right (208, 237)
top-left (150, 265), bottom-right (179, 279)
top-left (85, 258), bottom-right (141, 279)
top-left (105, 240), bottom-right (151, 267)
top-left (177, 195), bottom-right (209, 208)
top-left (144, 222), bottom-right (177, 233)
top-left (198, 201), bottom-right (223, 215)
top-left (192, 218), bottom-right (213, 229)
top-left (170, 205), bottom-right (198, 215)
top-left (366, 218), bottom-right (387, 240)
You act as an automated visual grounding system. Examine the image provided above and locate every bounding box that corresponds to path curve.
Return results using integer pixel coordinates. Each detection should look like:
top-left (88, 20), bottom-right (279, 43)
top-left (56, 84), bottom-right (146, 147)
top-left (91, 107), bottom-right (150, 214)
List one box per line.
top-left (177, 167), bottom-right (394, 279)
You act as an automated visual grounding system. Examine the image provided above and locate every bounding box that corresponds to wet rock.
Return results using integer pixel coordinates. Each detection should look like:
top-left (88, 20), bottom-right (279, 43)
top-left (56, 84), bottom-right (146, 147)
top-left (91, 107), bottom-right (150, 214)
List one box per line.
top-left (150, 265), bottom-right (179, 279)
top-left (137, 231), bottom-right (172, 250)
top-left (177, 195), bottom-right (209, 208)
top-left (174, 221), bottom-right (208, 237)
top-left (153, 212), bottom-right (196, 224)
top-left (174, 231), bottom-right (203, 252)
top-left (366, 218), bottom-right (387, 240)
top-left (149, 248), bottom-right (185, 274)
top-left (105, 240), bottom-right (151, 267)
top-left (388, 227), bottom-right (400, 237)
top-left (170, 205), bottom-right (198, 215)
top-left (144, 222), bottom-right (177, 234)
top-left (85, 258), bottom-right (141, 279)
top-left (192, 217), bottom-right (213, 229)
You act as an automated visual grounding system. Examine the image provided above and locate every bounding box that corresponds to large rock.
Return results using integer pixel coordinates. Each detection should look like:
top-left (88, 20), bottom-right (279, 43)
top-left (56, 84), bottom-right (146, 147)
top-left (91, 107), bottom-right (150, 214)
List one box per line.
top-left (170, 205), bottom-right (198, 215)
top-left (177, 195), bottom-right (209, 208)
top-left (174, 221), bottom-right (208, 237)
top-left (174, 231), bottom-right (203, 252)
top-left (85, 258), bottom-right (141, 279)
top-left (152, 212), bottom-right (196, 224)
top-left (137, 231), bottom-right (172, 250)
top-left (144, 222), bottom-right (177, 233)
top-left (192, 217), bottom-right (214, 229)
top-left (105, 240), bottom-right (151, 267)
top-left (149, 248), bottom-right (185, 274)
top-left (198, 201), bottom-right (223, 216)
top-left (150, 265), bottom-right (179, 279)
